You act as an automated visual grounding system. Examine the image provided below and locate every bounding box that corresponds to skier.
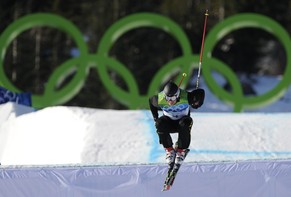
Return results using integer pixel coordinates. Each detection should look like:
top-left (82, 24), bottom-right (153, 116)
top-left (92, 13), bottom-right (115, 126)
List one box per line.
top-left (149, 81), bottom-right (205, 166)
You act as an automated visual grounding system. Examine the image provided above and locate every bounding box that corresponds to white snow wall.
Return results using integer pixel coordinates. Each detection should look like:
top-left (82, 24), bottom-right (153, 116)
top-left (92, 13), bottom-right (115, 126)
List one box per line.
top-left (1, 160), bottom-right (291, 197)
top-left (2, 103), bottom-right (291, 165)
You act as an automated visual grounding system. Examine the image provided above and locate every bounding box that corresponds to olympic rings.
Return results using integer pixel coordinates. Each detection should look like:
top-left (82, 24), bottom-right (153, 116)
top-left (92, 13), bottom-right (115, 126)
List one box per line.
top-left (0, 13), bottom-right (290, 111)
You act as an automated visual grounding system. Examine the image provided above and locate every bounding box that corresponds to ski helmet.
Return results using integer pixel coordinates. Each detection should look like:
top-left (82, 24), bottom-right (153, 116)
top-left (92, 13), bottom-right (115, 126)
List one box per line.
top-left (163, 82), bottom-right (179, 97)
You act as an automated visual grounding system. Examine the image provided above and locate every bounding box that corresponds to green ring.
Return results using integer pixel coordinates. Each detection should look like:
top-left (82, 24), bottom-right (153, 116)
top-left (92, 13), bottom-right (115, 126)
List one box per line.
top-left (97, 13), bottom-right (193, 108)
top-left (203, 13), bottom-right (291, 111)
top-left (0, 13), bottom-right (88, 108)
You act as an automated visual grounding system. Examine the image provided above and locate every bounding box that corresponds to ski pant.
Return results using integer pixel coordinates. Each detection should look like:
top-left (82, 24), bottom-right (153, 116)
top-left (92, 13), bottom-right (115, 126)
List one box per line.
top-left (155, 115), bottom-right (193, 149)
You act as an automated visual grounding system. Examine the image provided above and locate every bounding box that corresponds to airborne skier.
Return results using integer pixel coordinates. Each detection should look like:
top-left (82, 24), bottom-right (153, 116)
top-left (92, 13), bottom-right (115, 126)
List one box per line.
top-left (149, 81), bottom-right (205, 190)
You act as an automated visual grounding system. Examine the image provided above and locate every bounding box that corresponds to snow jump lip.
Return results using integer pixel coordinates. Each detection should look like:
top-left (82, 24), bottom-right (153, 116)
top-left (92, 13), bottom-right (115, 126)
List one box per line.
top-left (1, 103), bottom-right (291, 166)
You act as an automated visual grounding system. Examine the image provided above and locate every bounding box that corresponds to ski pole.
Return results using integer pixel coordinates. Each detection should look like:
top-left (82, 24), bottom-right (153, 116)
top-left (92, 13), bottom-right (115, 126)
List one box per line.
top-left (178, 73), bottom-right (187, 88)
top-left (196, 9), bottom-right (209, 89)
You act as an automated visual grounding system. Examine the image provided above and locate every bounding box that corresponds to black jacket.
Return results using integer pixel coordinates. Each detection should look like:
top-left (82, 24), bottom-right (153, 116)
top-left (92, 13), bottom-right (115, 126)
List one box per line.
top-left (149, 88), bottom-right (205, 121)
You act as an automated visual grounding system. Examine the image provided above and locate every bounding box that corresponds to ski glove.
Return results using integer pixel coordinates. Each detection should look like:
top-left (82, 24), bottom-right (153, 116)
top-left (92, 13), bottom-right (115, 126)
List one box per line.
top-left (189, 88), bottom-right (205, 109)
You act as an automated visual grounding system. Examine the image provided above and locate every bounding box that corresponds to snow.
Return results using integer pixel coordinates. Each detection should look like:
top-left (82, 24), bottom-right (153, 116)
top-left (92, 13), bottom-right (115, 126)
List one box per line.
top-left (0, 75), bottom-right (291, 166)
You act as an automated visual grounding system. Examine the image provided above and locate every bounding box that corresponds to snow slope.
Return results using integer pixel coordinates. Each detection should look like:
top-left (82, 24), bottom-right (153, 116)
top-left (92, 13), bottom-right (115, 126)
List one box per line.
top-left (1, 102), bottom-right (291, 166)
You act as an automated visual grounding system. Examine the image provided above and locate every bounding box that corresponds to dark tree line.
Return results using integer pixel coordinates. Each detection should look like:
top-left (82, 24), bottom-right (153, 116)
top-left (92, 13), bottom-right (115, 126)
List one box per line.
top-left (1, 0), bottom-right (291, 109)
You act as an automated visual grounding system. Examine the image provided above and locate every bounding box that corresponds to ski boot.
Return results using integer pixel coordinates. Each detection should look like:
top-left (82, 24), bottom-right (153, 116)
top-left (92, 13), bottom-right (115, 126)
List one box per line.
top-left (175, 148), bottom-right (188, 165)
top-left (165, 147), bottom-right (176, 165)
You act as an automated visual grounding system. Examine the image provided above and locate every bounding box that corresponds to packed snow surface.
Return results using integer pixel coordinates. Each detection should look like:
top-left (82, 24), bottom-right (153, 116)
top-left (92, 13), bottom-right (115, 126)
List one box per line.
top-left (1, 102), bottom-right (291, 166)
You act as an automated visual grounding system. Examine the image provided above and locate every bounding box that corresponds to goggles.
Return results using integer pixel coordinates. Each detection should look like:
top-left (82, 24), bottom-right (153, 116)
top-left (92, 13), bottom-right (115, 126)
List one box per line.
top-left (164, 89), bottom-right (180, 101)
top-left (165, 95), bottom-right (178, 101)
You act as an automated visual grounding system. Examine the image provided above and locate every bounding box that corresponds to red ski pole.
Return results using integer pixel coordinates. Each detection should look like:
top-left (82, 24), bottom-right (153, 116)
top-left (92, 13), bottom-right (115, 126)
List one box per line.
top-left (196, 10), bottom-right (209, 89)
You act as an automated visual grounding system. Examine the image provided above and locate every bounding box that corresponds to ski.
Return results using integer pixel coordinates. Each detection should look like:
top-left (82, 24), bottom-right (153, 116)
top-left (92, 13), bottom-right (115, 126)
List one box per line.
top-left (162, 149), bottom-right (190, 191)
top-left (162, 161), bottom-right (175, 191)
